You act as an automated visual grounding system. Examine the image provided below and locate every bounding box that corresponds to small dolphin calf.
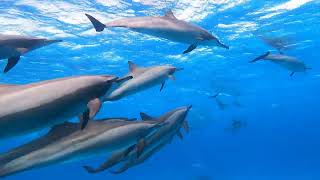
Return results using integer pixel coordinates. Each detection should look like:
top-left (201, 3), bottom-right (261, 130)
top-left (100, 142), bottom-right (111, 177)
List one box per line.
top-left (83, 105), bottom-right (191, 174)
top-left (0, 75), bottom-right (131, 139)
top-left (0, 34), bottom-right (62, 73)
top-left (85, 10), bottom-right (229, 54)
top-left (104, 61), bottom-right (181, 101)
top-left (0, 118), bottom-right (163, 177)
top-left (250, 51), bottom-right (311, 76)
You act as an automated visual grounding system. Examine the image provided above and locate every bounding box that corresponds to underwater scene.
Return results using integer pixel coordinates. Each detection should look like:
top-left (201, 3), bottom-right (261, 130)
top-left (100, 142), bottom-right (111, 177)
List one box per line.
top-left (0, 0), bottom-right (319, 179)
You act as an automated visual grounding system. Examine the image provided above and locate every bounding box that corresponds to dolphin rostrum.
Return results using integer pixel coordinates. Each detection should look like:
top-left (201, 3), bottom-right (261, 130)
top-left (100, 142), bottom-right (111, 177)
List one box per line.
top-left (83, 105), bottom-right (191, 174)
top-left (85, 10), bottom-right (229, 54)
top-left (104, 61), bottom-right (181, 101)
top-left (250, 51), bottom-right (311, 76)
top-left (0, 118), bottom-right (164, 177)
top-left (0, 75), bottom-right (132, 139)
top-left (0, 34), bottom-right (62, 73)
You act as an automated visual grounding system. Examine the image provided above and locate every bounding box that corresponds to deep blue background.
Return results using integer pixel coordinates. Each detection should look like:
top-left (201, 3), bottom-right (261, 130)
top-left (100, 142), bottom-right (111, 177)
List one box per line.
top-left (0, 0), bottom-right (319, 179)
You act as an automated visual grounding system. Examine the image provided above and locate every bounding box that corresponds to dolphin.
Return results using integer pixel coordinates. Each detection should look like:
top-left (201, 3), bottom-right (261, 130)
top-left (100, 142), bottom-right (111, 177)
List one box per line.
top-left (104, 61), bottom-right (181, 101)
top-left (0, 118), bottom-right (164, 177)
top-left (83, 105), bottom-right (191, 174)
top-left (0, 75), bottom-right (132, 139)
top-left (258, 35), bottom-right (294, 54)
top-left (249, 51), bottom-right (311, 76)
top-left (0, 34), bottom-right (62, 73)
top-left (85, 10), bottom-right (229, 54)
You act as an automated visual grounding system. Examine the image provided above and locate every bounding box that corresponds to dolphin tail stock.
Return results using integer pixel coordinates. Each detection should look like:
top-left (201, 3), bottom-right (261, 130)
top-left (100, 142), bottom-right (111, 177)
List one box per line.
top-left (85, 14), bottom-right (106, 32)
top-left (3, 56), bottom-right (20, 73)
top-left (249, 51), bottom-right (271, 63)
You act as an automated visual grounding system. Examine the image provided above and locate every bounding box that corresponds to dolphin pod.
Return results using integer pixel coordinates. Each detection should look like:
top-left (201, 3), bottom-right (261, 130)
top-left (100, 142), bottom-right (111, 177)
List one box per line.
top-left (0, 106), bottom-right (191, 177)
top-left (0, 75), bottom-right (132, 139)
top-left (83, 105), bottom-right (191, 174)
top-left (0, 34), bottom-right (62, 73)
top-left (250, 51), bottom-right (311, 76)
top-left (85, 10), bottom-right (229, 54)
top-left (104, 61), bottom-right (181, 101)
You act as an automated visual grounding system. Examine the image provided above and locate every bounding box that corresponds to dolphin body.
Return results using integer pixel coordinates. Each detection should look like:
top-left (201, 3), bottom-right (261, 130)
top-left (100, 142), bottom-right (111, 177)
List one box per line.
top-left (0, 75), bottom-right (131, 139)
top-left (250, 51), bottom-right (311, 76)
top-left (83, 105), bottom-right (191, 174)
top-left (104, 61), bottom-right (180, 101)
top-left (0, 34), bottom-right (62, 73)
top-left (85, 10), bottom-right (229, 54)
top-left (0, 118), bottom-right (163, 177)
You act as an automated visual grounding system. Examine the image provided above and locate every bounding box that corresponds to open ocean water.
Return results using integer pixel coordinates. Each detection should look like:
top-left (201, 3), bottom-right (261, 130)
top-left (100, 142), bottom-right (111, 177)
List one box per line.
top-left (0, 0), bottom-right (320, 179)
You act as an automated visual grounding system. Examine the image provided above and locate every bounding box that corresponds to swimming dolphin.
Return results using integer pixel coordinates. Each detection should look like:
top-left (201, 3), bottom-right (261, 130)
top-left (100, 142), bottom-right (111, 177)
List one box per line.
top-left (0, 34), bottom-right (62, 73)
top-left (85, 10), bottom-right (229, 54)
top-left (83, 105), bottom-right (191, 174)
top-left (0, 75), bottom-right (132, 139)
top-left (0, 118), bottom-right (164, 177)
top-left (104, 61), bottom-right (181, 101)
top-left (250, 51), bottom-right (311, 76)
top-left (258, 35), bottom-right (294, 54)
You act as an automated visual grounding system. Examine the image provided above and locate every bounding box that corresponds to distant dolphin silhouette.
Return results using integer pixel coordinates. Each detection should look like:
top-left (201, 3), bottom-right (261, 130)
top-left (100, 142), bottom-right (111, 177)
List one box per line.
top-left (0, 75), bottom-right (131, 139)
top-left (0, 118), bottom-right (164, 177)
top-left (250, 51), bottom-right (311, 76)
top-left (85, 10), bottom-right (229, 54)
top-left (83, 105), bottom-right (191, 174)
top-left (104, 61), bottom-right (181, 101)
top-left (0, 34), bottom-right (62, 73)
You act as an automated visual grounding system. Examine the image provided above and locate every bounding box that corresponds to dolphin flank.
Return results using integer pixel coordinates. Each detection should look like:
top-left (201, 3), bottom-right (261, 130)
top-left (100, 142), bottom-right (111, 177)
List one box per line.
top-left (0, 75), bottom-right (132, 139)
top-left (0, 34), bottom-right (62, 73)
top-left (250, 51), bottom-right (311, 76)
top-left (104, 61), bottom-right (181, 101)
top-left (83, 105), bottom-right (192, 174)
top-left (85, 10), bottom-right (229, 54)
top-left (0, 118), bottom-right (164, 177)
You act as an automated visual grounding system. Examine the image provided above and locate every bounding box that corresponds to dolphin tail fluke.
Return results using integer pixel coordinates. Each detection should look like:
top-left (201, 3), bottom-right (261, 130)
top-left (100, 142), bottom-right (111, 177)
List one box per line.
top-left (85, 14), bottom-right (106, 32)
top-left (290, 72), bottom-right (295, 77)
top-left (4, 56), bottom-right (20, 73)
top-left (250, 51), bottom-right (270, 63)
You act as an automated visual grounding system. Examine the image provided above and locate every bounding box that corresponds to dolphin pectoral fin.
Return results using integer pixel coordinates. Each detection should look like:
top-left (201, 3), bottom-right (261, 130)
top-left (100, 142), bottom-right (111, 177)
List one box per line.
top-left (183, 44), bottom-right (197, 54)
top-left (177, 130), bottom-right (183, 140)
top-left (160, 82), bottom-right (165, 91)
top-left (137, 138), bottom-right (146, 158)
top-left (290, 72), bottom-right (295, 77)
top-left (16, 48), bottom-right (29, 54)
top-left (140, 112), bottom-right (154, 121)
top-left (85, 13), bottom-right (106, 32)
top-left (249, 51), bottom-right (270, 63)
top-left (4, 56), bottom-right (20, 73)
top-left (88, 98), bottom-right (102, 119)
top-left (80, 98), bottom-right (102, 130)
top-left (80, 109), bottom-right (90, 130)
top-left (182, 121), bottom-right (190, 133)
top-left (164, 10), bottom-right (178, 20)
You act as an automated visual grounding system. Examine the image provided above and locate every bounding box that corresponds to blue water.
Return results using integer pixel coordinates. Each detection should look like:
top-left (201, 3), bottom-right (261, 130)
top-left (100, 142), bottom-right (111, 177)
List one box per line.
top-left (1, 0), bottom-right (320, 179)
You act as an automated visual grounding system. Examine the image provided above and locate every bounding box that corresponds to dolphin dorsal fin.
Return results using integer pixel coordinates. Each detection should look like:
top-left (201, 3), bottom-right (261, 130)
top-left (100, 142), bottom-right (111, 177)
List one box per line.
top-left (140, 112), bottom-right (154, 121)
top-left (128, 61), bottom-right (139, 73)
top-left (164, 10), bottom-right (177, 20)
